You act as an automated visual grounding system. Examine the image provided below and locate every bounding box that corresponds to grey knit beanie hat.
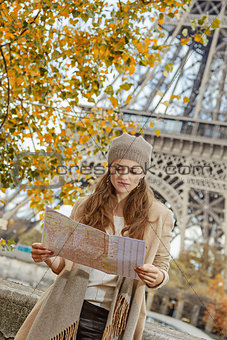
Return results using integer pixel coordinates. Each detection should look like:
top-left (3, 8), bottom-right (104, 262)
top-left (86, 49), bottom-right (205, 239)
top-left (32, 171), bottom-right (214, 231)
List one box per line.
top-left (108, 133), bottom-right (152, 172)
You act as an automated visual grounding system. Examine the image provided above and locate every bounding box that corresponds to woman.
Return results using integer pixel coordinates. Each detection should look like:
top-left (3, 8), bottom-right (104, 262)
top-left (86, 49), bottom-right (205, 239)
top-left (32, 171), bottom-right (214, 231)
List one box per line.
top-left (15, 132), bottom-right (174, 340)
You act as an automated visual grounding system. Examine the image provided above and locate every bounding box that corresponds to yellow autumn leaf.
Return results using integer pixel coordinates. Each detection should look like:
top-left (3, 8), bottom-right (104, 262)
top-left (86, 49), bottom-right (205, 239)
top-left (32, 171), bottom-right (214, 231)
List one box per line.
top-left (170, 95), bottom-right (180, 100)
top-left (194, 35), bottom-right (200, 42)
top-left (155, 129), bottom-right (161, 137)
top-left (93, 49), bottom-right (99, 57)
top-left (102, 161), bottom-right (108, 168)
top-left (0, 239), bottom-right (6, 246)
top-left (149, 121), bottom-right (154, 127)
top-left (108, 96), bottom-right (118, 108)
top-left (65, 148), bottom-right (73, 155)
top-left (5, 32), bottom-right (15, 40)
top-left (130, 130), bottom-right (137, 135)
top-left (45, 134), bottom-right (52, 143)
top-left (30, 69), bottom-right (38, 77)
top-left (151, 38), bottom-right (158, 46)
top-left (107, 109), bottom-right (113, 115)
top-left (39, 212), bottom-right (45, 221)
top-left (47, 146), bottom-right (53, 152)
top-left (126, 95), bottom-right (132, 103)
top-left (181, 38), bottom-right (190, 45)
top-left (128, 64), bottom-right (135, 75)
top-left (64, 106), bottom-right (71, 112)
top-left (78, 137), bottom-right (85, 144)
top-left (84, 118), bottom-right (91, 125)
top-left (105, 126), bottom-right (112, 133)
top-left (183, 96), bottom-right (190, 103)
top-left (194, 34), bottom-right (204, 43)
top-left (211, 18), bottom-right (220, 29)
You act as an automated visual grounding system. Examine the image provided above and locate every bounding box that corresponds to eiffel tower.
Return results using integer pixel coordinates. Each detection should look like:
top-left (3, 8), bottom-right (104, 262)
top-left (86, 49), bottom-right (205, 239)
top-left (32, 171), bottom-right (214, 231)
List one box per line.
top-left (118, 0), bottom-right (227, 290)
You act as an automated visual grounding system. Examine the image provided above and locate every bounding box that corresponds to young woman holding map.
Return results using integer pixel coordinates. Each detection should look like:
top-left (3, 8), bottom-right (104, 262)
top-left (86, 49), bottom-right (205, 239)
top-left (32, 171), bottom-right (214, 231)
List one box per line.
top-left (15, 132), bottom-right (174, 340)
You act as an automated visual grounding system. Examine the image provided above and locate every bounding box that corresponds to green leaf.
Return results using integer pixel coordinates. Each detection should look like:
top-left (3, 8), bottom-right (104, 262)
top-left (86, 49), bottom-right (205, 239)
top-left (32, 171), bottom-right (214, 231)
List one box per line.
top-left (168, 13), bottom-right (175, 18)
top-left (125, 58), bottom-right (131, 67)
top-left (198, 16), bottom-right (207, 26)
top-left (39, 67), bottom-right (47, 76)
top-left (81, 12), bottom-right (89, 22)
top-left (72, 10), bottom-right (80, 18)
top-left (52, 50), bottom-right (61, 59)
top-left (22, 20), bottom-right (28, 29)
top-left (120, 83), bottom-right (132, 91)
top-left (105, 85), bottom-right (114, 95)
top-left (25, 34), bottom-right (32, 42)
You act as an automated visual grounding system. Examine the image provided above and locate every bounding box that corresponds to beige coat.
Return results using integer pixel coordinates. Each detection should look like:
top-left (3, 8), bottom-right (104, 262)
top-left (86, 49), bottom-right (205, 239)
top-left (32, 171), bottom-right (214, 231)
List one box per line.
top-left (15, 197), bottom-right (174, 340)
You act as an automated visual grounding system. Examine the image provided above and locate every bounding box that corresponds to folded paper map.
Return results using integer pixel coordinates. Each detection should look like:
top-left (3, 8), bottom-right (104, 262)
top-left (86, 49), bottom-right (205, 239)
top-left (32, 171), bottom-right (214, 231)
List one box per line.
top-left (42, 207), bottom-right (146, 280)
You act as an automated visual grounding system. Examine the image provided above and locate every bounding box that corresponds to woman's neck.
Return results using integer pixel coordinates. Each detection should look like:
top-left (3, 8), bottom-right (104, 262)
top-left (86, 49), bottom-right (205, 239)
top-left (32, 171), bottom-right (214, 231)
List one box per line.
top-left (113, 196), bottom-right (127, 217)
top-left (116, 191), bottom-right (129, 203)
top-left (113, 210), bottom-right (123, 217)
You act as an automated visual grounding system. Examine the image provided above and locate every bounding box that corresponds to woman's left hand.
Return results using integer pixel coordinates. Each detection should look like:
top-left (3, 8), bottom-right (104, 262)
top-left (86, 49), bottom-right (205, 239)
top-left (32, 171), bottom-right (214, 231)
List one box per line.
top-left (134, 264), bottom-right (164, 288)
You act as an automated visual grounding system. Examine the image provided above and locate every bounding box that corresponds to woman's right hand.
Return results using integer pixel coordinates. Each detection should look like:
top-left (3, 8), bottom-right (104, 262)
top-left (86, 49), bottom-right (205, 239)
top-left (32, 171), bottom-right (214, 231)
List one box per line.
top-left (31, 243), bottom-right (54, 263)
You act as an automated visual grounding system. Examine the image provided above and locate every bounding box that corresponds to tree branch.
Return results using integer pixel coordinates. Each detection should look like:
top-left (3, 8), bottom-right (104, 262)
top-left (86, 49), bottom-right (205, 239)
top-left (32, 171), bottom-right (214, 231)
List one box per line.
top-left (4, 188), bottom-right (21, 206)
top-left (118, 0), bottom-right (123, 11)
top-left (140, 0), bottom-right (152, 4)
top-left (3, 196), bottom-right (30, 220)
top-left (0, 45), bottom-right (10, 130)
top-left (17, 9), bottom-right (41, 40)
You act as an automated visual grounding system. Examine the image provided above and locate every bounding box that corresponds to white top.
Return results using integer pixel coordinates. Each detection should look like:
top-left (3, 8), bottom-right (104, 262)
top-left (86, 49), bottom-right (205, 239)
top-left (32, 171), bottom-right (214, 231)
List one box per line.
top-left (84, 216), bottom-right (124, 310)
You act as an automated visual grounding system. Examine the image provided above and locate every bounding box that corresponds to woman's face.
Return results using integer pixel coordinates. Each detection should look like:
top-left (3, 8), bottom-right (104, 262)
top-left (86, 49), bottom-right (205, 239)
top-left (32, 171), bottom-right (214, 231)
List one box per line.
top-left (109, 158), bottom-right (145, 199)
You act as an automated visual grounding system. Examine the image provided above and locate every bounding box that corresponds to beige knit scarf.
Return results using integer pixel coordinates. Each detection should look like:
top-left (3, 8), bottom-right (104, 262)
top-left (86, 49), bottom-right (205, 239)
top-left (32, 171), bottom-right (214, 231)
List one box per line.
top-left (26, 264), bottom-right (137, 340)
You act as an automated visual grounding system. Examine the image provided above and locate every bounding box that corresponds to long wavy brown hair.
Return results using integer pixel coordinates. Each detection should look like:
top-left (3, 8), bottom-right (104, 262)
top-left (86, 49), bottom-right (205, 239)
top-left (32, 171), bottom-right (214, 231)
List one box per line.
top-left (78, 171), bottom-right (155, 240)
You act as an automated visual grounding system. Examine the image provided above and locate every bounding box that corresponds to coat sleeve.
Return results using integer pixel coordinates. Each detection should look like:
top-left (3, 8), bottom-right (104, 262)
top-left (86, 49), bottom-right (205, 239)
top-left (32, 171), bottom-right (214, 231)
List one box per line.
top-left (150, 209), bottom-right (174, 289)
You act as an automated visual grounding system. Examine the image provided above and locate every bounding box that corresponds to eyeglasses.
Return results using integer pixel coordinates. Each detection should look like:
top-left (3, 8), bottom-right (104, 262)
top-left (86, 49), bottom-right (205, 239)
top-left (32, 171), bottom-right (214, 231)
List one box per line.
top-left (109, 165), bottom-right (144, 175)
